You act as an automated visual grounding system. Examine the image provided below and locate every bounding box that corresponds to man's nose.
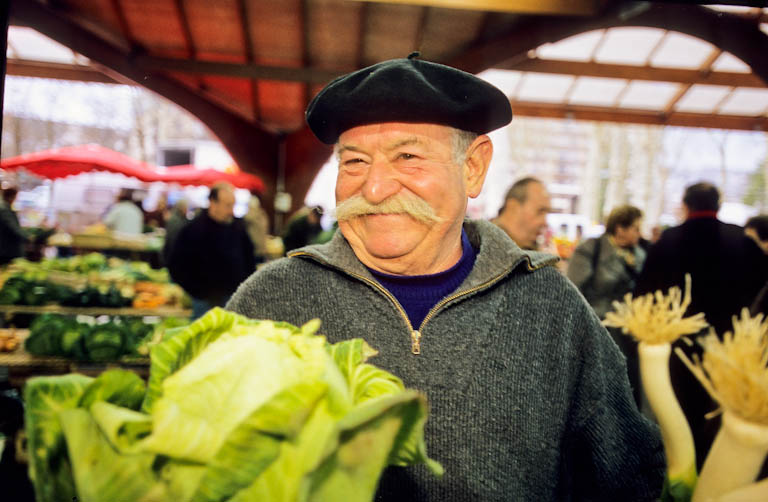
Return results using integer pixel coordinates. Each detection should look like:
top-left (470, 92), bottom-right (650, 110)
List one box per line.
top-left (361, 160), bottom-right (400, 204)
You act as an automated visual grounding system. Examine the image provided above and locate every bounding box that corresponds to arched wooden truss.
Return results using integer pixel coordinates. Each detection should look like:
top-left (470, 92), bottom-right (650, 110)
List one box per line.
top-left (4, 1), bottom-right (767, 218)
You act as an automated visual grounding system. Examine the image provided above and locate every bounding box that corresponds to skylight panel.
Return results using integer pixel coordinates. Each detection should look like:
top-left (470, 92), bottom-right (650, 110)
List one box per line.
top-left (477, 69), bottom-right (522, 97)
top-left (673, 85), bottom-right (732, 113)
top-left (515, 73), bottom-right (574, 103)
top-left (649, 32), bottom-right (715, 69)
top-left (568, 77), bottom-right (627, 107)
top-left (594, 27), bottom-right (665, 65)
top-left (536, 30), bottom-right (604, 62)
top-left (618, 81), bottom-right (682, 110)
top-left (7, 27), bottom-right (77, 64)
top-left (711, 52), bottom-right (751, 73)
top-left (717, 88), bottom-right (768, 116)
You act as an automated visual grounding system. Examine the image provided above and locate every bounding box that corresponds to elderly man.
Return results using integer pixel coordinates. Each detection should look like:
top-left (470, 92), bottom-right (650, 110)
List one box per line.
top-left (228, 55), bottom-right (664, 501)
top-left (169, 182), bottom-right (255, 319)
top-left (493, 177), bottom-right (551, 250)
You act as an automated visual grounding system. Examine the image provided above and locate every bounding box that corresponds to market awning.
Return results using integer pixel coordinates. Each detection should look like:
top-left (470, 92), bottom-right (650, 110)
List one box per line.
top-left (151, 165), bottom-right (264, 192)
top-left (0, 144), bottom-right (264, 192)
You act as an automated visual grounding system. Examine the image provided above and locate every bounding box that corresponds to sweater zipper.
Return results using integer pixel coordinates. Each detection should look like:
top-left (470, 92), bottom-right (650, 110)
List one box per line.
top-left (347, 267), bottom-right (520, 355)
top-left (290, 252), bottom-right (547, 355)
top-left (344, 272), bottom-right (422, 352)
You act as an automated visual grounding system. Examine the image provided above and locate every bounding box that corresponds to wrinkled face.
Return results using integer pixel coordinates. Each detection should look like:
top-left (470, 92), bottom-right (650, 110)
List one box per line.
top-left (335, 122), bottom-right (484, 275)
top-left (503, 182), bottom-right (551, 249)
top-left (615, 219), bottom-right (642, 248)
top-left (208, 189), bottom-right (235, 223)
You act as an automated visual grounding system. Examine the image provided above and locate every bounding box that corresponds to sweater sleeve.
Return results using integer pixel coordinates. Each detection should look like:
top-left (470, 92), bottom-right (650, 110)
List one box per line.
top-left (565, 315), bottom-right (666, 500)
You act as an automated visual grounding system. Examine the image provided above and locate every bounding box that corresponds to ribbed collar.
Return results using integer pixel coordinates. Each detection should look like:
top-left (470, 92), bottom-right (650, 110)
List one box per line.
top-left (365, 230), bottom-right (476, 328)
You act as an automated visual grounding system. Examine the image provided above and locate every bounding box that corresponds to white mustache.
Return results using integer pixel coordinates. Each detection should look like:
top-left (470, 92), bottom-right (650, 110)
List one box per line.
top-left (334, 194), bottom-right (442, 225)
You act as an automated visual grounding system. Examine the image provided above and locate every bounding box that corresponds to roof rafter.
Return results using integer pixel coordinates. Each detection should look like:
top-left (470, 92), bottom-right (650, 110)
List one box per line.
top-left (355, 0), bottom-right (608, 16)
top-left (131, 54), bottom-right (346, 82)
top-left (502, 57), bottom-right (766, 88)
top-left (117, 53), bottom-right (768, 89)
top-left (511, 100), bottom-right (768, 132)
top-left (236, 0), bottom-right (260, 121)
top-left (109, 0), bottom-right (133, 44)
top-left (355, 1), bottom-right (369, 68)
top-left (413, 6), bottom-right (429, 53)
top-left (299, 0), bottom-right (310, 108)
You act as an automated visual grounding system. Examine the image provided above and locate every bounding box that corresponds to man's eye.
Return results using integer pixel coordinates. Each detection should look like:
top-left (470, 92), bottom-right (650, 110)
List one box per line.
top-left (342, 158), bottom-right (364, 166)
top-left (397, 153), bottom-right (417, 160)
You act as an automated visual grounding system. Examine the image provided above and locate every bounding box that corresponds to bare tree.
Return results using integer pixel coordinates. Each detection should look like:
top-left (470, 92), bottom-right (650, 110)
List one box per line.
top-left (637, 126), bottom-right (664, 230)
top-left (709, 129), bottom-right (730, 195)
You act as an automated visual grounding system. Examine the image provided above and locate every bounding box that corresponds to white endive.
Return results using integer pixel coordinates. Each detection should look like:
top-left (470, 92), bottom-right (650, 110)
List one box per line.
top-left (604, 274), bottom-right (708, 498)
top-left (677, 309), bottom-right (768, 501)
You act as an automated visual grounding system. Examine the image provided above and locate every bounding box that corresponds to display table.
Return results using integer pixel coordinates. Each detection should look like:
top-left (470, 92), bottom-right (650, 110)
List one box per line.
top-left (0, 329), bottom-right (150, 388)
top-left (50, 232), bottom-right (164, 267)
top-left (0, 304), bottom-right (191, 318)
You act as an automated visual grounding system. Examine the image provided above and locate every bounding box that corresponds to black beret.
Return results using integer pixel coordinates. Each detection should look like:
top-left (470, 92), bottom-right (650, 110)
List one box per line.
top-left (305, 54), bottom-right (513, 144)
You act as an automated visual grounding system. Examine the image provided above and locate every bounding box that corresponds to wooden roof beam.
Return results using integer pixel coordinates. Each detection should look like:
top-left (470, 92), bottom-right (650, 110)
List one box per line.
top-left (355, 1), bottom-right (369, 68)
top-left (132, 54), bottom-right (346, 83)
top-left (129, 54), bottom-right (768, 89)
top-left (355, 0), bottom-right (609, 16)
top-left (236, 0), bottom-right (260, 120)
top-left (502, 58), bottom-right (766, 88)
top-left (109, 0), bottom-right (133, 44)
top-left (6, 58), bottom-right (120, 84)
top-left (299, 0), bottom-right (310, 108)
top-left (510, 100), bottom-right (768, 132)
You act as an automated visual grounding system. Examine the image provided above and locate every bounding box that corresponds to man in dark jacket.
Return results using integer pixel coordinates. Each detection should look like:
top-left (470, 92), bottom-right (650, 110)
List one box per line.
top-left (635, 182), bottom-right (768, 468)
top-left (0, 187), bottom-right (28, 265)
top-left (169, 182), bottom-right (255, 319)
top-left (227, 56), bottom-right (665, 500)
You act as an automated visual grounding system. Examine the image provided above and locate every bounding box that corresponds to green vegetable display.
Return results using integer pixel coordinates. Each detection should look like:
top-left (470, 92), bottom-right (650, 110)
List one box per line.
top-left (0, 253), bottom-right (185, 308)
top-left (23, 314), bottom-right (181, 362)
top-left (24, 308), bottom-right (441, 502)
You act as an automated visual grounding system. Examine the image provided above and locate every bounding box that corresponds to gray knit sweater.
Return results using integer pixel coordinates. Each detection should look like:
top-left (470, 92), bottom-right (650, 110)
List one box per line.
top-left (227, 219), bottom-right (666, 501)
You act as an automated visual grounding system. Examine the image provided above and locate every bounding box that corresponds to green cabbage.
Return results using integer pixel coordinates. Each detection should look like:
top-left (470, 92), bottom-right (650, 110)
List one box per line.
top-left (24, 308), bottom-right (441, 502)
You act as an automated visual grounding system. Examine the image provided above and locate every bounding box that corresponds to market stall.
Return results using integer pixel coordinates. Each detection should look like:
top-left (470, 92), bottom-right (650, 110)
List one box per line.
top-left (0, 253), bottom-right (191, 385)
top-left (0, 144), bottom-right (264, 264)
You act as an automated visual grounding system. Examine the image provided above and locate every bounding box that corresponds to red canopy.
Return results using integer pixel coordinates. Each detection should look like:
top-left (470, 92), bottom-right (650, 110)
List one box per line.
top-left (151, 165), bottom-right (265, 192)
top-left (0, 144), bottom-right (264, 192)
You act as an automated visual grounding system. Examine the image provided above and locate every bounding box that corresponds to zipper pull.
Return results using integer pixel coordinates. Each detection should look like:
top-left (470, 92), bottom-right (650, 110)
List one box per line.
top-left (411, 330), bottom-right (421, 355)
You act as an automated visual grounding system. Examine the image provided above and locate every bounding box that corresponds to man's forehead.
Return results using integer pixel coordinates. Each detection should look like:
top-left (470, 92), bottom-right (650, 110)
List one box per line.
top-left (338, 136), bottom-right (425, 154)
top-left (336, 123), bottom-right (453, 153)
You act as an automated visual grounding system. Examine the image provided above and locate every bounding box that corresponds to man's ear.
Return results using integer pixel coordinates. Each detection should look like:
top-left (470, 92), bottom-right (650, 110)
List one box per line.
top-left (463, 135), bottom-right (493, 199)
